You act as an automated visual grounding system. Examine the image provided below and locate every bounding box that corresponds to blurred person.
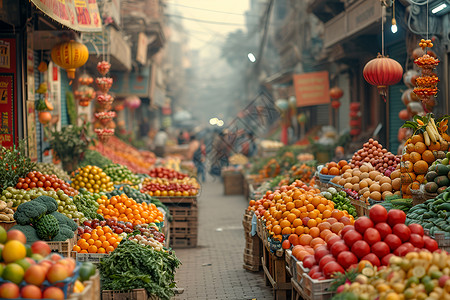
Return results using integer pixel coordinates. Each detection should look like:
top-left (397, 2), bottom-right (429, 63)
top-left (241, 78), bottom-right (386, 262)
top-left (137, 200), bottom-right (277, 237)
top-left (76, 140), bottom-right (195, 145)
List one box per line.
top-left (240, 131), bottom-right (257, 158)
top-left (193, 140), bottom-right (206, 182)
top-left (187, 135), bottom-right (200, 160)
top-left (153, 128), bottom-right (168, 157)
top-left (210, 131), bottom-right (230, 177)
top-left (332, 146), bottom-right (345, 162)
top-left (177, 131), bottom-right (187, 145)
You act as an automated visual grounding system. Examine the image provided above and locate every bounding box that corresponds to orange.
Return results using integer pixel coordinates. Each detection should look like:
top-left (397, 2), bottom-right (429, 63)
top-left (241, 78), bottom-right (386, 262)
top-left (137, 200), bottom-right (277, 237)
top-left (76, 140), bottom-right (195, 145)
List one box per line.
top-left (105, 233), bottom-right (112, 240)
top-left (422, 150), bottom-right (435, 164)
top-left (94, 240), bottom-right (102, 248)
top-left (416, 174), bottom-right (425, 183)
top-left (280, 220), bottom-right (291, 229)
top-left (310, 237), bottom-right (325, 248)
top-left (80, 242), bottom-right (89, 250)
top-left (307, 219), bottom-right (317, 228)
top-left (102, 241), bottom-right (110, 248)
top-left (331, 210), bottom-right (344, 220)
top-left (286, 202), bottom-right (295, 211)
top-left (414, 142), bottom-right (427, 154)
top-left (88, 245), bottom-right (98, 253)
top-left (429, 142), bottom-right (440, 151)
top-left (97, 247), bottom-right (106, 254)
top-left (328, 167), bottom-right (340, 176)
top-left (99, 235), bottom-right (107, 242)
top-left (106, 246), bottom-right (115, 253)
top-left (308, 211), bottom-right (318, 219)
top-left (341, 165), bottom-right (351, 173)
top-left (108, 237), bottom-right (117, 246)
top-left (409, 152), bottom-right (422, 163)
top-left (80, 250), bottom-right (88, 253)
top-left (401, 172), bottom-right (416, 184)
top-left (405, 143), bottom-right (415, 153)
top-left (411, 134), bottom-right (424, 144)
top-left (282, 227), bottom-right (292, 235)
top-left (273, 225), bottom-right (282, 235)
top-left (72, 245), bottom-right (81, 252)
top-left (309, 227), bottom-right (320, 238)
top-left (96, 228), bottom-right (104, 236)
top-left (306, 204), bottom-right (315, 212)
top-left (413, 160), bottom-right (429, 174)
top-left (328, 162), bottom-right (338, 169)
top-left (291, 209), bottom-right (301, 218)
top-left (294, 200), bottom-right (303, 208)
top-left (338, 160), bottom-right (348, 168)
top-left (317, 204), bottom-right (326, 213)
top-left (81, 233), bottom-right (91, 240)
top-left (286, 213), bottom-right (297, 223)
top-left (311, 197), bottom-right (321, 207)
top-left (322, 210), bottom-right (332, 219)
top-left (87, 239), bottom-right (95, 245)
top-left (295, 226), bottom-right (305, 235)
top-left (77, 239), bottom-right (86, 246)
top-left (113, 242), bottom-right (120, 248)
top-left (321, 167), bottom-right (329, 175)
top-left (299, 234), bottom-right (313, 246)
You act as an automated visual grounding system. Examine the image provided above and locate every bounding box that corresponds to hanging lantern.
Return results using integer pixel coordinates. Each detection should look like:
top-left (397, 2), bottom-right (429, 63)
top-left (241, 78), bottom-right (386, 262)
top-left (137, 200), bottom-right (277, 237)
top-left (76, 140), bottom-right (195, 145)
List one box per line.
top-left (275, 99), bottom-right (289, 112)
top-left (297, 113), bottom-right (307, 124)
top-left (51, 40), bottom-right (89, 79)
top-left (78, 74), bottom-right (94, 86)
top-left (125, 96), bottom-right (141, 109)
top-left (398, 109), bottom-right (410, 121)
top-left (363, 54), bottom-right (403, 98)
top-left (288, 96), bottom-right (297, 109)
top-left (97, 61), bottom-right (111, 76)
top-left (349, 102), bottom-right (360, 111)
top-left (350, 128), bottom-right (361, 136)
top-left (329, 87), bottom-right (344, 100)
top-left (331, 100), bottom-right (341, 109)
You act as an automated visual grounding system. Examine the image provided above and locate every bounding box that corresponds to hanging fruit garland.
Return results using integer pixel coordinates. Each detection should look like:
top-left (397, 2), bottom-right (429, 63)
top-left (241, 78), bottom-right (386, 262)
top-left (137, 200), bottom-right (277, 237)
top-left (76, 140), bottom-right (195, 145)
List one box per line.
top-left (74, 74), bottom-right (95, 107)
top-left (94, 61), bottom-right (115, 143)
top-left (413, 39), bottom-right (440, 109)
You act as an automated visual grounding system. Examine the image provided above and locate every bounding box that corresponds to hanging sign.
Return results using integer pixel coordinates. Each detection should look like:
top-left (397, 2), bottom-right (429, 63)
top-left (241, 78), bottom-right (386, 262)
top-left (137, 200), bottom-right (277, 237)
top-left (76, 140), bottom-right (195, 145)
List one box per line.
top-left (30, 0), bottom-right (102, 32)
top-left (0, 38), bottom-right (17, 148)
top-left (293, 71), bottom-right (330, 107)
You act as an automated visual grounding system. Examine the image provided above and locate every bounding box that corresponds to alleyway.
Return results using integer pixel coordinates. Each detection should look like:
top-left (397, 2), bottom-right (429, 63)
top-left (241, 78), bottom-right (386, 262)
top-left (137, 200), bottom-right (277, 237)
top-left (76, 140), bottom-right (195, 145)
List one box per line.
top-left (174, 178), bottom-right (273, 300)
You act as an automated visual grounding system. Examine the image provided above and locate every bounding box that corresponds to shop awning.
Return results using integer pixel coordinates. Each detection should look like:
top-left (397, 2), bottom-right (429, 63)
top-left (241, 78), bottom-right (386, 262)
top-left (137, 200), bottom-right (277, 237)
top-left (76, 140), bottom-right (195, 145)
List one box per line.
top-left (31, 0), bottom-right (102, 32)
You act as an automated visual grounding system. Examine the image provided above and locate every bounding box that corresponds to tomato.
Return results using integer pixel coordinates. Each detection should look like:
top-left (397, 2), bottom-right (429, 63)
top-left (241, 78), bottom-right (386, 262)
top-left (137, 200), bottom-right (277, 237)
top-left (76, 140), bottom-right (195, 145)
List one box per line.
top-left (44, 181), bottom-right (51, 187)
top-left (423, 236), bottom-right (438, 252)
top-left (311, 272), bottom-right (323, 279)
top-left (303, 255), bottom-right (316, 269)
top-left (381, 253), bottom-right (394, 266)
top-left (282, 240), bottom-right (291, 249)
top-left (351, 240), bottom-right (371, 259)
top-left (29, 182), bottom-right (36, 189)
top-left (22, 183), bottom-right (28, 189)
top-left (16, 182), bottom-right (23, 189)
top-left (392, 223), bottom-right (411, 243)
top-left (408, 223), bottom-right (424, 236)
top-left (354, 217), bottom-right (374, 235)
top-left (384, 234), bottom-right (402, 251)
top-left (340, 225), bottom-right (354, 238)
top-left (364, 228), bottom-right (381, 246)
top-left (330, 241), bottom-right (349, 258)
top-left (314, 246), bottom-right (330, 262)
top-left (24, 177), bottom-right (31, 184)
top-left (323, 261), bottom-right (345, 279)
top-left (369, 204), bottom-right (388, 224)
top-left (375, 223), bottom-right (392, 240)
top-left (308, 265), bottom-right (320, 277)
top-left (394, 244), bottom-right (412, 256)
top-left (362, 253), bottom-right (380, 267)
top-left (327, 236), bottom-right (341, 248)
top-left (409, 234), bottom-right (424, 248)
top-left (319, 254), bottom-right (336, 271)
top-left (343, 230), bottom-right (362, 248)
top-left (371, 241), bottom-right (390, 259)
top-left (337, 251), bottom-right (358, 270)
top-left (387, 209), bottom-right (406, 227)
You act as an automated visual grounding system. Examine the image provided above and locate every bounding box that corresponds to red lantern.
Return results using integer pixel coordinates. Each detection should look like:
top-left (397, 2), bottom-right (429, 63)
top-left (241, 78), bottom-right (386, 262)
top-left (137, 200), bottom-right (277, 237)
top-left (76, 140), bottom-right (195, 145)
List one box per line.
top-left (350, 119), bottom-right (361, 127)
top-left (398, 109), bottom-right (410, 121)
top-left (349, 102), bottom-right (360, 111)
top-left (363, 54), bottom-right (403, 98)
top-left (331, 100), bottom-right (341, 109)
top-left (329, 87), bottom-right (344, 100)
top-left (350, 128), bottom-right (361, 136)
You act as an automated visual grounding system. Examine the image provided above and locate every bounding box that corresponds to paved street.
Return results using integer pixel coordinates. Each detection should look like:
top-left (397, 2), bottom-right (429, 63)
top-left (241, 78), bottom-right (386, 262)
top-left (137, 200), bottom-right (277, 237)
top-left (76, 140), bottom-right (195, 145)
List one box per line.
top-left (174, 178), bottom-right (273, 300)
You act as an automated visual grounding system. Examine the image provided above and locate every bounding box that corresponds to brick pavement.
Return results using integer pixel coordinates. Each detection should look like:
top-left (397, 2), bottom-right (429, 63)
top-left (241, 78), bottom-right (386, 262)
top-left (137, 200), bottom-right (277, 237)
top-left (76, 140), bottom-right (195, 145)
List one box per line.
top-left (174, 178), bottom-right (273, 300)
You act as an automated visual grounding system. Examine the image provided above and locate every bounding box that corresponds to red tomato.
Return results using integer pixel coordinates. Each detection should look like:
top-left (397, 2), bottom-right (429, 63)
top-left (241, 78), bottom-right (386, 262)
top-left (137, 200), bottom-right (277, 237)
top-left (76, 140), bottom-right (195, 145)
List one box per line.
top-left (282, 240), bottom-right (291, 249)
top-left (327, 236), bottom-right (341, 248)
top-left (303, 255), bottom-right (316, 269)
top-left (364, 228), bottom-right (381, 246)
top-left (319, 254), bottom-right (336, 271)
top-left (392, 224), bottom-right (411, 243)
top-left (337, 251), bottom-right (358, 270)
top-left (343, 230), bottom-right (362, 248)
top-left (330, 241), bottom-right (349, 258)
top-left (362, 253), bottom-right (380, 267)
top-left (308, 265), bottom-right (320, 277)
top-left (340, 225), bottom-right (354, 238)
top-left (311, 272), bottom-right (323, 279)
top-left (375, 223), bottom-right (392, 240)
top-left (369, 204), bottom-right (388, 224)
top-left (384, 234), bottom-right (402, 251)
top-left (423, 236), bottom-right (439, 252)
top-left (351, 240), bottom-right (371, 259)
top-left (323, 261), bottom-right (345, 279)
top-left (371, 241), bottom-right (390, 258)
top-left (314, 246), bottom-right (330, 262)
top-left (394, 244), bottom-right (411, 256)
top-left (408, 223), bottom-right (424, 236)
top-left (409, 234), bottom-right (424, 248)
top-left (387, 209), bottom-right (406, 227)
top-left (354, 217), bottom-right (374, 235)
top-left (381, 253), bottom-right (394, 266)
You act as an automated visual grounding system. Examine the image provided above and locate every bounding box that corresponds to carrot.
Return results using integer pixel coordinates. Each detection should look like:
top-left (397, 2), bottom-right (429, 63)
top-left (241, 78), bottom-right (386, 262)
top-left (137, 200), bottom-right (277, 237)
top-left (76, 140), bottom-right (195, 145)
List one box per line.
top-left (417, 119), bottom-right (424, 126)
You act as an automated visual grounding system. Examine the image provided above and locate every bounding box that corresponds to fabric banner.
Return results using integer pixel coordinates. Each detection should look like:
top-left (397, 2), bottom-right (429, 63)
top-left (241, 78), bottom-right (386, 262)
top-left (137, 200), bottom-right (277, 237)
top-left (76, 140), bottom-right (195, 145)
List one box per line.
top-left (293, 71), bottom-right (330, 107)
top-left (30, 0), bottom-right (102, 32)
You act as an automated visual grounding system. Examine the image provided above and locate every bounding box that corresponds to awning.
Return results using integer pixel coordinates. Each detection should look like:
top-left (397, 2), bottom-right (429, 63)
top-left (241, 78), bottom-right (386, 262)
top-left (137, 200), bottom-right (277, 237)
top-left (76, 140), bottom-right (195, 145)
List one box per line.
top-left (31, 0), bottom-right (102, 32)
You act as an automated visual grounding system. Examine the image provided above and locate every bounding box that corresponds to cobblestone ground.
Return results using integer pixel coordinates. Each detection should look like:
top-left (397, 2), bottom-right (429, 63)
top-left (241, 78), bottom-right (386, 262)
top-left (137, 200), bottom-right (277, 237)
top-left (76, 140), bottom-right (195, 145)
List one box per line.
top-left (174, 178), bottom-right (273, 300)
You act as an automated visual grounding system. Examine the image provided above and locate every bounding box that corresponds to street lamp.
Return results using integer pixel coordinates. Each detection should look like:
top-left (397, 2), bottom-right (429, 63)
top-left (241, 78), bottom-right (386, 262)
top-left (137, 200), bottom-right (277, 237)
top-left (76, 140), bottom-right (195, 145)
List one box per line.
top-left (209, 118), bottom-right (218, 125)
top-left (247, 53), bottom-right (256, 63)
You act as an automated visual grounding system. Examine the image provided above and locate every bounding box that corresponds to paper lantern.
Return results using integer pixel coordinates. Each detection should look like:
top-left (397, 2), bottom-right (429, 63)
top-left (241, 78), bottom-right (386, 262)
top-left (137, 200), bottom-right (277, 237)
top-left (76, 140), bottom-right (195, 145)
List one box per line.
top-left (125, 96), bottom-right (141, 109)
top-left (331, 100), bottom-right (341, 109)
top-left (363, 54), bottom-right (403, 97)
top-left (51, 40), bottom-right (89, 79)
top-left (329, 87), bottom-right (343, 100)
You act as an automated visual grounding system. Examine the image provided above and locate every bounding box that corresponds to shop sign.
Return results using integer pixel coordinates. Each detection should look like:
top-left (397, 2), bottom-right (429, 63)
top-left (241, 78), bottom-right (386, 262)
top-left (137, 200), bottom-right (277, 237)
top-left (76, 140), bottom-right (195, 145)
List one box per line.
top-left (293, 71), bottom-right (330, 107)
top-left (26, 101), bottom-right (37, 161)
top-left (110, 67), bottom-right (151, 98)
top-left (0, 38), bottom-right (17, 148)
top-left (30, 0), bottom-right (102, 32)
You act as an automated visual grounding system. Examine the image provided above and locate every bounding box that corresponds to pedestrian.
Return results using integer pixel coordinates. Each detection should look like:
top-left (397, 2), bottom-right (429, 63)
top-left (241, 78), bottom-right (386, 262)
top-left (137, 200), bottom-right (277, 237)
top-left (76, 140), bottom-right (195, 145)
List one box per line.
top-left (193, 140), bottom-right (206, 182)
top-left (177, 131), bottom-right (186, 145)
top-left (332, 146), bottom-right (345, 162)
top-left (187, 134), bottom-right (200, 160)
top-left (153, 128), bottom-right (168, 158)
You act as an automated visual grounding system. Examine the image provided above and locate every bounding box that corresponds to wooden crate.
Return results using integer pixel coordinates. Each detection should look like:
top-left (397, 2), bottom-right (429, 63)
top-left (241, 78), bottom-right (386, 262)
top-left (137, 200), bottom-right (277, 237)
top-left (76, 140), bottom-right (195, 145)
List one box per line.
top-left (47, 237), bottom-right (76, 258)
top-left (170, 234), bottom-right (197, 248)
top-left (243, 234), bottom-right (261, 272)
top-left (223, 172), bottom-right (244, 195)
top-left (102, 289), bottom-right (148, 300)
top-left (156, 196), bottom-right (197, 205)
top-left (261, 243), bottom-right (291, 300)
top-left (170, 221), bottom-right (198, 235)
top-left (301, 274), bottom-right (334, 300)
top-left (74, 252), bottom-right (108, 264)
top-left (0, 221), bottom-right (16, 231)
top-left (68, 270), bottom-right (100, 300)
top-left (168, 205), bottom-right (198, 221)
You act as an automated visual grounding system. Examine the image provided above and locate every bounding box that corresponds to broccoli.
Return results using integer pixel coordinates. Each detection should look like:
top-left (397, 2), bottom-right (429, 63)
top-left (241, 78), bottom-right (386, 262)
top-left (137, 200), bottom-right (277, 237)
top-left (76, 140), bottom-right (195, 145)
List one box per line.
top-left (14, 201), bottom-right (47, 225)
top-left (9, 224), bottom-right (40, 244)
top-left (52, 224), bottom-right (75, 241)
top-left (50, 211), bottom-right (78, 231)
top-left (35, 214), bottom-right (59, 241)
top-left (33, 196), bottom-right (58, 213)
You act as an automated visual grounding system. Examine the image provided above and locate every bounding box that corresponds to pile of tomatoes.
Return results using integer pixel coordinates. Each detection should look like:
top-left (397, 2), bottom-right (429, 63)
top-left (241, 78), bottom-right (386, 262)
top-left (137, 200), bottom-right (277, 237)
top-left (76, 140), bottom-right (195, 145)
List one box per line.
top-left (15, 171), bottom-right (77, 196)
top-left (148, 167), bottom-right (188, 180)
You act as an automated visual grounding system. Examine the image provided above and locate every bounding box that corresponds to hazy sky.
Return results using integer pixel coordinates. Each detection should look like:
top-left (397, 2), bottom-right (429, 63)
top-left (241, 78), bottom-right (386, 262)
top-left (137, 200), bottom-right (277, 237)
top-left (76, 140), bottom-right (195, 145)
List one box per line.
top-left (166, 0), bottom-right (250, 51)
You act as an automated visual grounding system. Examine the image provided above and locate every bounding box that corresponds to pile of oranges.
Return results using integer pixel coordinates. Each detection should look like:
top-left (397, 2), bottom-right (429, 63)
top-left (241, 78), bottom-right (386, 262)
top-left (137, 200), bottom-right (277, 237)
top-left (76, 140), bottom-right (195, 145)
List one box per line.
top-left (96, 194), bottom-right (164, 226)
top-left (248, 183), bottom-right (353, 248)
top-left (320, 160), bottom-right (350, 176)
top-left (73, 226), bottom-right (123, 254)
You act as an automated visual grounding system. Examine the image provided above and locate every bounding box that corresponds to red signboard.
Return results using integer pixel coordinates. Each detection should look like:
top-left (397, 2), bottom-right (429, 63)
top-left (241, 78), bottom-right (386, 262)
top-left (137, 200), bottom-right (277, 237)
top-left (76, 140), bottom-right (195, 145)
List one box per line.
top-left (0, 38), bottom-right (17, 148)
top-left (293, 71), bottom-right (330, 107)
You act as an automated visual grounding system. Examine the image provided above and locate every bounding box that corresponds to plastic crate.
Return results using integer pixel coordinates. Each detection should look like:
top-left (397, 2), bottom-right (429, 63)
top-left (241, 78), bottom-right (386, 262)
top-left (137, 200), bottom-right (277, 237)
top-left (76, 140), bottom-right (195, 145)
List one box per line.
top-left (102, 289), bottom-right (148, 300)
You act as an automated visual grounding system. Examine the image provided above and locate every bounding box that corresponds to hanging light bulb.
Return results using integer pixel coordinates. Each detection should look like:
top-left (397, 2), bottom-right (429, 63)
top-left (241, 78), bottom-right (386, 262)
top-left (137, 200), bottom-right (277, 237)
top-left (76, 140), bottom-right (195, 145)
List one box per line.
top-left (391, 0), bottom-right (398, 33)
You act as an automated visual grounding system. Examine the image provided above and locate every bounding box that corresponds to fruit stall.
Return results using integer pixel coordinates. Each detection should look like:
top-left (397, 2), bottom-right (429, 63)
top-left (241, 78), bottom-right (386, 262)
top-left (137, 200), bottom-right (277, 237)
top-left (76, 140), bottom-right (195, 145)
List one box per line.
top-left (0, 137), bottom-right (187, 299)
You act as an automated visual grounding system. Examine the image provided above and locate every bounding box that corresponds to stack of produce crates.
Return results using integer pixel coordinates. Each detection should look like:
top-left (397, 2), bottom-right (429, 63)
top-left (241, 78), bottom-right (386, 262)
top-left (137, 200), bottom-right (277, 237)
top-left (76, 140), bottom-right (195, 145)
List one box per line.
top-left (158, 196), bottom-right (198, 248)
top-left (242, 210), bottom-right (261, 271)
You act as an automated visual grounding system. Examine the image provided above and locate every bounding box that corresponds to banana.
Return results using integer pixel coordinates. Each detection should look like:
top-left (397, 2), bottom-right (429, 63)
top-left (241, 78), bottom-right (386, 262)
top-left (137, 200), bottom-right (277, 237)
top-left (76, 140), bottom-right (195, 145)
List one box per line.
top-left (424, 131), bottom-right (431, 146)
top-left (431, 118), bottom-right (445, 143)
top-left (427, 124), bottom-right (437, 143)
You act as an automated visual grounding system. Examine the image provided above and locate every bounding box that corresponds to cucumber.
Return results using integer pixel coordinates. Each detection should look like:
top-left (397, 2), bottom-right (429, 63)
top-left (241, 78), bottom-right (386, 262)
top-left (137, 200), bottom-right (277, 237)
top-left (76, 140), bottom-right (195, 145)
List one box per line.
top-left (437, 203), bottom-right (450, 211)
top-left (444, 192), bottom-right (450, 201)
top-left (424, 223), bottom-right (433, 229)
top-left (433, 199), bottom-right (445, 206)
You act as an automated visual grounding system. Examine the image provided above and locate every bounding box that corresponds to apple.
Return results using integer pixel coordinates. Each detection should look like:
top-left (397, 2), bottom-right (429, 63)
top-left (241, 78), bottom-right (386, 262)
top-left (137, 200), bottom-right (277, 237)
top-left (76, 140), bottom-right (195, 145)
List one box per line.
top-left (31, 241), bottom-right (51, 257)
